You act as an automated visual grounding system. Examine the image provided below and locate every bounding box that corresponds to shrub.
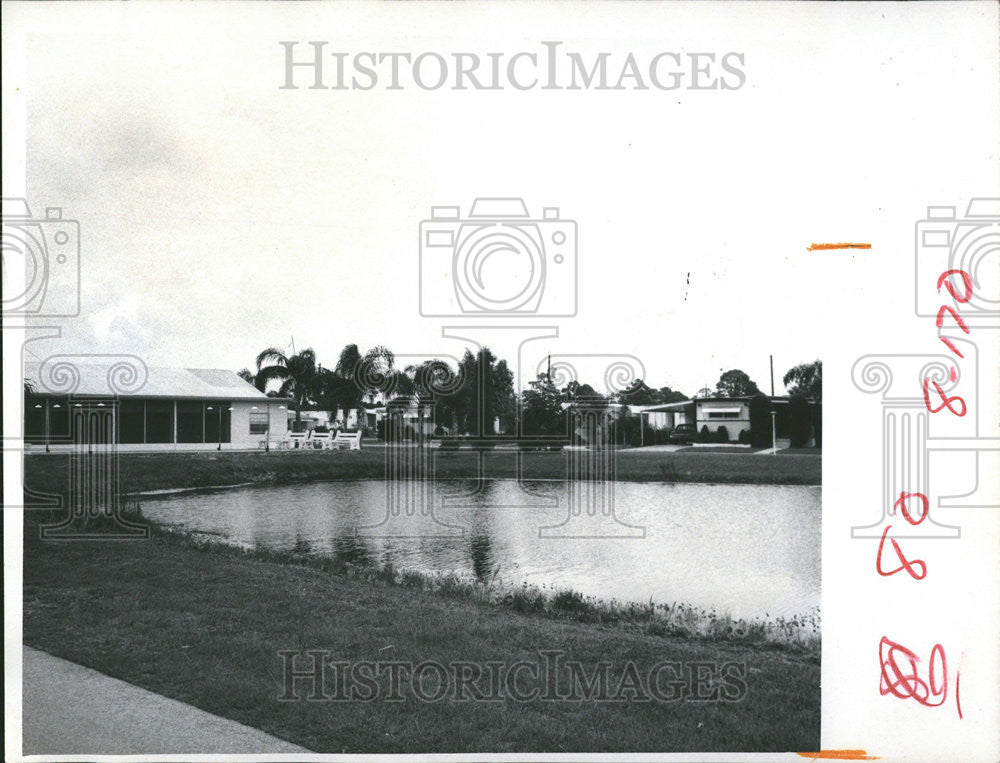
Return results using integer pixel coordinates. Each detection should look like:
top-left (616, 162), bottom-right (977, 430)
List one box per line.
top-left (508, 587), bottom-right (545, 613)
top-left (433, 424), bottom-right (444, 436)
top-left (811, 403), bottom-right (822, 448)
top-left (789, 395), bottom-right (811, 447)
top-left (749, 395), bottom-right (772, 448)
top-left (715, 425), bottom-right (729, 443)
top-left (699, 425), bottom-right (712, 443)
top-left (551, 589), bottom-right (588, 614)
top-left (738, 429), bottom-right (751, 445)
top-left (616, 416), bottom-right (642, 447)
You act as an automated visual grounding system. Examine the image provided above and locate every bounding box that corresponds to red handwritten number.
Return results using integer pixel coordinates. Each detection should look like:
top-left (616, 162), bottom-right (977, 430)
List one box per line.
top-left (936, 304), bottom-right (970, 334)
top-left (877, 527), bottom-right (928, 579)
top-left (877, 494), bottom-right (929, 579)
top-left (939, 336), bottom-right (965, 358)
top-left (922, 377), bottom-right (967, 417)
top-left (894, 491), bottom-right (929, 525)
top-left (936, 270), bottom-right (973, 303)
top-left (880, 637), bottom-right (956, 712)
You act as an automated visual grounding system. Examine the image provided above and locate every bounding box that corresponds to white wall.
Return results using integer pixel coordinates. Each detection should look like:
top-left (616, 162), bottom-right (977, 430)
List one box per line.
top-left (231, 400), bottom-right (288, 449)
top-left (695, 400), bottom-right (751, 440)
top-left (643, 411), bottom-right (674, 429)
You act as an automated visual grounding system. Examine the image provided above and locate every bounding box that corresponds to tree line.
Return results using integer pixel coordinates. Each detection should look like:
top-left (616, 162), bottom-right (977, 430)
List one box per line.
top-left (237, 345), bottom-right (821, 436)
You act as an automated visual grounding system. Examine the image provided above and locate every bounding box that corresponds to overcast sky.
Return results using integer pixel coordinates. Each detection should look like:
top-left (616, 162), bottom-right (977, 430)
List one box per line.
top-left (13, 3), bottom-right (998, 396)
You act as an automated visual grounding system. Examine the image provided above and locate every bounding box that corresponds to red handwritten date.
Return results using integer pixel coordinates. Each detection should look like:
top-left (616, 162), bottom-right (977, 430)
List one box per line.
top-left (870, 260), bottom-right (969, 722)
top-left (922, 269), bottom-right (973, 416)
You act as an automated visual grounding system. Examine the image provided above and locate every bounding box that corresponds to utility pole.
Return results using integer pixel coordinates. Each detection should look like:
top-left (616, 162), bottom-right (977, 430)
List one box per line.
top-left (770, 354), bottom-right (775, 396)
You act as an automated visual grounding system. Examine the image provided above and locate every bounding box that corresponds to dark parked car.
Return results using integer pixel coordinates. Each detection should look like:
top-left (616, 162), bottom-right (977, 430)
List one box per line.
top-left (667, 424), bottom-right (697, 444)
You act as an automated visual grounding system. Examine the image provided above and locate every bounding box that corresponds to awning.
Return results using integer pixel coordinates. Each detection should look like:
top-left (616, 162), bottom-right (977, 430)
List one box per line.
top-left (700, 407), bottom-right (743, 414)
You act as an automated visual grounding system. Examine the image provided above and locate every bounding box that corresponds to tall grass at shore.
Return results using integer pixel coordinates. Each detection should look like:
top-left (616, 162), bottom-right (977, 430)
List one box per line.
top-left (394, 569), bottom-right (820, 655)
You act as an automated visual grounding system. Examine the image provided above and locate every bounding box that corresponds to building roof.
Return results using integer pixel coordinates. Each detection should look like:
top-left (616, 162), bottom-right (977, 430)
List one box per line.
top-left (24, 361), bottom-right (286, 401)
top-left (638, 395), bottom-right (817, 413)
top-left (638, 401), bottom-right (693, 412)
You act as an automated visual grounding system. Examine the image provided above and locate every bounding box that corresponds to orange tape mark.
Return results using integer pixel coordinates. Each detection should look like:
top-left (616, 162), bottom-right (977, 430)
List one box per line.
top-left (797, 752), bottom-right (878, 761)
top-left (807, 243), bottom-right (872, 251)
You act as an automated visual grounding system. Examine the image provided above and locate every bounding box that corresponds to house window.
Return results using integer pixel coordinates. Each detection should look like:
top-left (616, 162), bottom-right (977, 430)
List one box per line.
top-left (206, 402), bottom-right (231, 444)
top-left (24, 397), bottom-right (46, 441)
top-left (177, 401), bottom-right (204, 443)
top-left (706, 411), bottom-right (741, 420)
top-left (71, 405), bottom-right (115, 446)
top-left (145, 400), bottom-right (174, 443)
top-left (119, 399), bottom-right (145, 444)
top-left (48, 397), bottom-right (70, 440)
top-left (249, 411), bottom-right (269, 435)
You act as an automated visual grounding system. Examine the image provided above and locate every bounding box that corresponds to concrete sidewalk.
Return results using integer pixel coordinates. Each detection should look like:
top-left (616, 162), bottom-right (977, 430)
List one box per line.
top-left (22, 646), bottom-right (309, 755)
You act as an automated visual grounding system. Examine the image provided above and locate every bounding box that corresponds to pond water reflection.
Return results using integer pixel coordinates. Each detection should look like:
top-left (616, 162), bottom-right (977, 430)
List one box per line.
top-left (142, 479), bottom-right (820, 620)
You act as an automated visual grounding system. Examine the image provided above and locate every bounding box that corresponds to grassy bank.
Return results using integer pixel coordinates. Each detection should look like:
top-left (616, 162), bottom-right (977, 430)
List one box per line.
top-left (24, 446), bottom-right (820, 497)
top-left (136, 519), bottom-right (821, 655)
top-left (24, 516), bottom-right (820, 753)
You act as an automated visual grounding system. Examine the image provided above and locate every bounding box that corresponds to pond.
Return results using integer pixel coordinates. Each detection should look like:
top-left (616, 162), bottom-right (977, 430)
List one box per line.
top-left (142, 479), bottom-right (820, 621)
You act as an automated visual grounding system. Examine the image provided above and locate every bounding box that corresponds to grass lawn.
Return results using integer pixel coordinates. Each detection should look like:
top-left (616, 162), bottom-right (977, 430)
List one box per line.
top-left (24, 446), bottom-right (820, 498)
top-left (23, 525), bottom-right (819, 753)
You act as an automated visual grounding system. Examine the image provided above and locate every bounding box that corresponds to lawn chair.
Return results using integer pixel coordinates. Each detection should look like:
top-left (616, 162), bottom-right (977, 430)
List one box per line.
top-left (310, 430), bottom-right (333, 450)
top-left (332, 430), bottom-right (362, 451)
top-left (259, 432), bottom-right (290, 450)
top-left (287, 430), bottom-right (312, 449)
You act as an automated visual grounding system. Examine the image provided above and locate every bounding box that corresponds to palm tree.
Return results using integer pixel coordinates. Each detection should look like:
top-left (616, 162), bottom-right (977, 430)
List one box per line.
top-left (333, 344), bottom-right (363, 425)
top-left (254, 347), bottom-right (319, 428)
top-left (333, 344), bottom-right (395, 428)
top-left (315, 367), bottom-right (351, 430)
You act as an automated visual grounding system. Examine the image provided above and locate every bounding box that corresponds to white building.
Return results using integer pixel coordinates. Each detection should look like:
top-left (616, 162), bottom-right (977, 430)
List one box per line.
top-left (24, 361), bottom-right (290, 451)
top-left (634, 396), bottom-right (818, 446)
top-left (694, 398), bottom-right (752, 439)
top-left (632, 401), bottom-right (693, 431)
top-left (635, 398), bottom-right (750, 439)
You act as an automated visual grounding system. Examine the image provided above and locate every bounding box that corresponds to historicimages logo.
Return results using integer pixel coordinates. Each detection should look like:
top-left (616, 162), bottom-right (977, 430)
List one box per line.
top-left (279, 42), bottom-right (746, 92)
